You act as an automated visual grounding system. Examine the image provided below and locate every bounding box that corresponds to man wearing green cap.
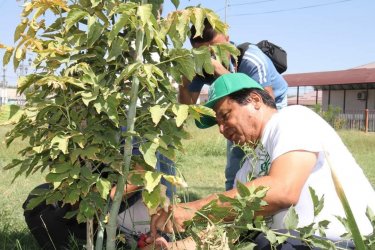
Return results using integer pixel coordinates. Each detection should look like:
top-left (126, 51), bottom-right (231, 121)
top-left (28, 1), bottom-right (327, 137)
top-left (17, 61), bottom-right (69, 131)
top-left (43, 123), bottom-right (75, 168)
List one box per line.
top-left (149, 73), bottom-right (375, 249)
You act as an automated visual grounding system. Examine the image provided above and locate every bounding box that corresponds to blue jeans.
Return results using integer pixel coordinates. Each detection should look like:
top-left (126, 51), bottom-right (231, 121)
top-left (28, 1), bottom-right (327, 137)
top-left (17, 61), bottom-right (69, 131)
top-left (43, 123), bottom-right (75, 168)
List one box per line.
top-left (225, 141), bottom-right (245, 190)
top-left (156, 152), bottom-right (176, 199)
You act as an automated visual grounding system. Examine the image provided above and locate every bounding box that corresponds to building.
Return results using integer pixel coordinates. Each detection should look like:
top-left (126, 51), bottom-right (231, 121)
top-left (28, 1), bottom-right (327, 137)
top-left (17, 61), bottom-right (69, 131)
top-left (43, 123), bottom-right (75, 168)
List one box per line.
top-left (0, 87), bottom-right (26, 105)
top-left (284, 62), bottom-right (375, 131)
top-left (284, 62), bottom-right (375, 113)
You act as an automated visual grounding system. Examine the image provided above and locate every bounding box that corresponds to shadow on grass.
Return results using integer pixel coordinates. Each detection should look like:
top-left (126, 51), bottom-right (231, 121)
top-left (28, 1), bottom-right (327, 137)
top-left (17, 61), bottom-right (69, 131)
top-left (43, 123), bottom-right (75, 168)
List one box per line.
top-left (0, 228), bottom-right (39, 250)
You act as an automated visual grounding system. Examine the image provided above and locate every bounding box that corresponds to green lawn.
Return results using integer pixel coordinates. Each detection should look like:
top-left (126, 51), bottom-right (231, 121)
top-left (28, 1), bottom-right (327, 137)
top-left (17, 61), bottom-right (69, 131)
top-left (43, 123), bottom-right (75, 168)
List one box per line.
top-left (0, 124), bottom-right (374, 249)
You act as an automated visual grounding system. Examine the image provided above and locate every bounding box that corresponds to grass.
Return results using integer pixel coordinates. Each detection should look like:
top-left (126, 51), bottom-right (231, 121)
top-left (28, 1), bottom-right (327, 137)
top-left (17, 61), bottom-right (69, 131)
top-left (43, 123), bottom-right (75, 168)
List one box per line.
top-left (0, 123), bottom-right (374, 249)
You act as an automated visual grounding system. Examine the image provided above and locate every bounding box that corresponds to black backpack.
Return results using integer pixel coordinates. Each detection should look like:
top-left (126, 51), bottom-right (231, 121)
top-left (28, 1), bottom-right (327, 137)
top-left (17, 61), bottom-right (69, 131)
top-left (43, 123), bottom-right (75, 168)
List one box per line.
top-left (237, 40), bottom-right (288, 74)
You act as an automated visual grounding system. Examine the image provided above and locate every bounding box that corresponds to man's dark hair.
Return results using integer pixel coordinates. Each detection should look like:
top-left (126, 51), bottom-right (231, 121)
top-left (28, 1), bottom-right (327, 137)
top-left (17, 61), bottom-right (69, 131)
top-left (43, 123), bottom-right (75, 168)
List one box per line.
top-left (190, 19), bottom-right (217, 46)
top-left (228, 88), bottom-right (277, 109)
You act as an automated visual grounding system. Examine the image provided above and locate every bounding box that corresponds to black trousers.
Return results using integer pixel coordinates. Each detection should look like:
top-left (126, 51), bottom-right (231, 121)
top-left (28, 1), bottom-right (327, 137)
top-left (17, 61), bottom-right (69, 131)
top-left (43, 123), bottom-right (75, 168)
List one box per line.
top-left (23, 184), bottom-right (86, 250)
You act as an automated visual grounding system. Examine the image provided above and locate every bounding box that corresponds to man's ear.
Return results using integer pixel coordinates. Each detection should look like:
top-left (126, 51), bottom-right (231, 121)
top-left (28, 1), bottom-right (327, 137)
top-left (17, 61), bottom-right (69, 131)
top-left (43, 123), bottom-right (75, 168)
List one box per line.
top-left (248, 92), bottom-right (262, 110)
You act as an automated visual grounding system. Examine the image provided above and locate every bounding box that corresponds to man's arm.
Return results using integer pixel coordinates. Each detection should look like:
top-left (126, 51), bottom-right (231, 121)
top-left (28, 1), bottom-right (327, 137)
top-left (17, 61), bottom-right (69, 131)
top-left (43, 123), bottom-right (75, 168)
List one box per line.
top-left (110, 163), bottom-right (144, 200)
top-left (178, 76), bottom-right (200, 104)
top-left (150, 150), bottom-right (317, 235)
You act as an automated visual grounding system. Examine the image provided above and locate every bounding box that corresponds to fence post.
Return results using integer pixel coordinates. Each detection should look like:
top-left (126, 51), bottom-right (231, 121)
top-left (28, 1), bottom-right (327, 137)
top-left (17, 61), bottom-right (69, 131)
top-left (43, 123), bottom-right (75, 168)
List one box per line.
top-left (365, 109), bottom-right (369, 133)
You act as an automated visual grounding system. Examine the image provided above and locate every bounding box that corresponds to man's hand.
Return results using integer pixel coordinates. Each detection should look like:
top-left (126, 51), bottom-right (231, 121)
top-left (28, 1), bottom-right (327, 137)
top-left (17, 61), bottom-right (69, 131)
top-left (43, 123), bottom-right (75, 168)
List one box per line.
top-left (149, 204), bottom-right (196, 238)
top-left (211, 58), bottom-right (230, 76)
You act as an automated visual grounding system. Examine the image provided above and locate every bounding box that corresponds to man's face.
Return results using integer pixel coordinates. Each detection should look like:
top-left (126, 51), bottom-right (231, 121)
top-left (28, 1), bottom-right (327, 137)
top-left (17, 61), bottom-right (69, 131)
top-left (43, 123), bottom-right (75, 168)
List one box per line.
top-left (214, 96), bottom-right (262, 146)
top-left (192, 33), bottom-right (229, 48)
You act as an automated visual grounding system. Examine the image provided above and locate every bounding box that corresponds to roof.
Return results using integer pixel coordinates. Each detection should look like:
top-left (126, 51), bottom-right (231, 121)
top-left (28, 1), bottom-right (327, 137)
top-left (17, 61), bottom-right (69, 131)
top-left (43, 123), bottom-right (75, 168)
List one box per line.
top-left (354, 62), bottom-right (375, 69)
top-left (288, 90), bottom-right (322, 106)
top-left (283, 68), bottom-right (375, 90)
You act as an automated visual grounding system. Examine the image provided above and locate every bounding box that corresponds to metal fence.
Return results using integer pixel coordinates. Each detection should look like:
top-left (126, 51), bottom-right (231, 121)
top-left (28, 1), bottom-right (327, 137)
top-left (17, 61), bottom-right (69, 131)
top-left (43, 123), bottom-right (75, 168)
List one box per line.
top-left (338, 109), bottom-right (375, 132)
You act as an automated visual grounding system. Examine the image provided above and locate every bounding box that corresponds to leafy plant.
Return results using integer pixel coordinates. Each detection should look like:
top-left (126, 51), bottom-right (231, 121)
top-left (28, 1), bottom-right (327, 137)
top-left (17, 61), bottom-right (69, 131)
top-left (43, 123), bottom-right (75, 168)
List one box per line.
top-left (1, 0), bottom-right (237, 249)
top-left (2, 1), bottom-right (373, 249)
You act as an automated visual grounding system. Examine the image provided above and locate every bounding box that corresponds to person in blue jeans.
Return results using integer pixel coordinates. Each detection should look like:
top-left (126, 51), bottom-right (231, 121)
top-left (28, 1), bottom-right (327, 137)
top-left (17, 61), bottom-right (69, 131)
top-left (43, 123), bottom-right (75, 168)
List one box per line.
top-left (179, 19), bottom-right (288, 190)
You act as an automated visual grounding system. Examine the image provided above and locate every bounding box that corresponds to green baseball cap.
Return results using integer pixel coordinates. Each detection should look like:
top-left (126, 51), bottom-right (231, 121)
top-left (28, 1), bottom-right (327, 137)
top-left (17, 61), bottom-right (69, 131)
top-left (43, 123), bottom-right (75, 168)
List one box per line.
top-left (196, 73), bottom-right (263, 129)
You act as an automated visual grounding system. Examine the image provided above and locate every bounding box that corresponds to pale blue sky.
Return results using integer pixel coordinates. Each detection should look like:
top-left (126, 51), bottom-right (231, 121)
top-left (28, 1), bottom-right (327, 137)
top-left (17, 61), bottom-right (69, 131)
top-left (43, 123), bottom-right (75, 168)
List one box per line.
top-left (1, 0), bottom-right (375, 85)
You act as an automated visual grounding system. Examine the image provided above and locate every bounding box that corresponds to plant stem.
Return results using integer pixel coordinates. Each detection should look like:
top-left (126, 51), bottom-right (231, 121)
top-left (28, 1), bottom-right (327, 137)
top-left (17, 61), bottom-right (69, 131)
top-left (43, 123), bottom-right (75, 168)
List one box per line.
top-left (95, 199), bottom-right (109, 250)
top-left (105, 2), bottom-right (146, 249)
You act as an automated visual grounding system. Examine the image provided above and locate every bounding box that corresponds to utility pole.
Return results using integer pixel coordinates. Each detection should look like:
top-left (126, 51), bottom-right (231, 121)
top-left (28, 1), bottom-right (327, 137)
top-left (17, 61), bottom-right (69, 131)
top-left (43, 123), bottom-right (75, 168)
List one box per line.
top-left (1, 68), bottom-right (7, 105)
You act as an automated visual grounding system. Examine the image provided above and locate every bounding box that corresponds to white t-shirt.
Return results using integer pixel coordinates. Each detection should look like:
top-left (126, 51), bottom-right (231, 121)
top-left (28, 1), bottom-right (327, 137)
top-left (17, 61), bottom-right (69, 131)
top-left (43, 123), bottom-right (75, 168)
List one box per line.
top-left (235, 105), bottom-right (375, 240)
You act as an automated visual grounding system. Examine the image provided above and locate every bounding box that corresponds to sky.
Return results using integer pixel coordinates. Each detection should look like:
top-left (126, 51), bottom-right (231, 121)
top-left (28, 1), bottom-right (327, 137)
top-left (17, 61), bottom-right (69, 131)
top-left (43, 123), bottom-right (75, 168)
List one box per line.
top-left (1, 0), bottom-right (375, 86)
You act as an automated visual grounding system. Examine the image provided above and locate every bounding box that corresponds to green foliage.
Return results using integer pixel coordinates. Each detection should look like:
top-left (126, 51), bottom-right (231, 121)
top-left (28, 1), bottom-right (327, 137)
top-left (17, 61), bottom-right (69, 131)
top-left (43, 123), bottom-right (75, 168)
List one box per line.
top-left (313, 104), bottom-right (345, 129)
top-left (0, 1), bottom-right (238, 249)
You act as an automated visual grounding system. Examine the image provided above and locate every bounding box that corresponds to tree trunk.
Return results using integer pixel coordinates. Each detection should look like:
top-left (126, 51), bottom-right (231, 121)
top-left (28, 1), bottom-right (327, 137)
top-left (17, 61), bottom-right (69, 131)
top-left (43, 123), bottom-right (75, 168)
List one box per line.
top-left (105, 2), bottom-right (147, 249)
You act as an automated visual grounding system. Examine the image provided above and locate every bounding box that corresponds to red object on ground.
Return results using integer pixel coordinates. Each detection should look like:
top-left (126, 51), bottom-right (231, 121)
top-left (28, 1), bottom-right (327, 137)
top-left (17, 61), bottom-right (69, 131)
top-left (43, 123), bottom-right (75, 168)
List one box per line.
top-left (137, 233), bottom-right (148, 248)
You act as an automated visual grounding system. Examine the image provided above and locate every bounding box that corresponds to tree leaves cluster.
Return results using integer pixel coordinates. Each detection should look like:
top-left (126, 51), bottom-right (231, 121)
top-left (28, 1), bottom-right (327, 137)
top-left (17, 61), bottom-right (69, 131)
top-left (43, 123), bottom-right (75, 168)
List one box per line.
top-left (1, 0), bottom-right (235, 230)
top-left (5, 1), bottom-right (375, 249)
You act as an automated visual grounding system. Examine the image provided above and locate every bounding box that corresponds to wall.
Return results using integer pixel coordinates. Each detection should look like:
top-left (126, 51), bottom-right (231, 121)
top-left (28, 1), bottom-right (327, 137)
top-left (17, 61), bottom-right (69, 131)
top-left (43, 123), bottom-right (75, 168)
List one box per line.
top-left (322, 89), bottom-right (375, 113)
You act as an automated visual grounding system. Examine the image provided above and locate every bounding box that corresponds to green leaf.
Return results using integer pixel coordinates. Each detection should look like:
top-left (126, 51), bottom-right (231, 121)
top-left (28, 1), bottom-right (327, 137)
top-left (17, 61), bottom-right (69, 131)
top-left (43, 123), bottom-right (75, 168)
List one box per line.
top-left (107, 37), bottom-right (127, 62)
top-left (0, 104), bottom-right (23, 125)
top-left (137, 4), bottom-right (152, 27)
top-left (171, 104), bottom-right (189, 127)
top-left (171, 0), bottom-right (180, 9)
top-left (2, 47), bottom-right (14, 66)
top-left (115, 62), bottom-right (141, 85)
top-left (190, 8), bottom-right (206, 39)
top-left (90, 0), bottom-right (101, 8)
top-left (52, 163), bottom-right (72, 174)
top-left (14, 19), bottom-right (28, 42)
top-left (310, 237), bottom-right (336, 249)
top-left (283, 206), bottom-right (298, 230)
top-left (96, 178), bottom-right (111, 199)
top-left (192, 46), bottom-right (214, 76)
top-left (211, 43), bottom-right (239, 68)
top-left (309, 186), bottom-right (324, 217)
top-left (265, 229), bottom-right (277, 244)
top-left (3, 159), bottom-right (23, 171)
top-left (150, 105), bottom-right (169, 126)
top-left (26, 196), bottom-right (46, 210)
top-left (65, 8), bottom-right (88, 32)
top-left (51, 134), bottom-right (70, 154)
top-left (326, 151), bottom-right (367, 250)
top-left (65, 188), bottom-right (81, 204)
top-left (140, 142), bottom-right (158, 168)
top-left (45, 172), bottom-right (70, 183)
top-left (144, 171), bottom-right (162, 193)
top-left (142, 185), bottom-right (161, 209)
top-left (236, 181), bottom-right (250, 198)
top-left (108, 13), bottom-right (129, 42)
top-left (87, 16), bottom-right (103, 47)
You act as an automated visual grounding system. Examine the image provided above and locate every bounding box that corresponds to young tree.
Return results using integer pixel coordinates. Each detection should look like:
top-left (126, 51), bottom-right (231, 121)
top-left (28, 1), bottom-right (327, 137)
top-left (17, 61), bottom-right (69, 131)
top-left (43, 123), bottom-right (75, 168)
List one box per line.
top-left (1, 0), bottom-right (235, 248)
top-left (3, 1), bottom-right (373, 249)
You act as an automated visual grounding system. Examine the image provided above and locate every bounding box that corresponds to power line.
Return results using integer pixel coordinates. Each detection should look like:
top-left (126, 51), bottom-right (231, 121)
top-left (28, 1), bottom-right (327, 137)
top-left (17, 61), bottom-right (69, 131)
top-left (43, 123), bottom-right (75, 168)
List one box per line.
top-left (228, 0), bottom-right (276, 7)
top-left (216, 0), bottom-right (275, 12)
top-left (228, 0), bottom-right (353, 17)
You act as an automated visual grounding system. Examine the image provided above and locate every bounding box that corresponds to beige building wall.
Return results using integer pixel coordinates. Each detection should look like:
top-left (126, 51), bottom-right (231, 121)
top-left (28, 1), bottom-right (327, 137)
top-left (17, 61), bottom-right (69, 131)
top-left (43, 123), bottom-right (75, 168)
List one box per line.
top-left (322, 89), bottom-right (375, 112)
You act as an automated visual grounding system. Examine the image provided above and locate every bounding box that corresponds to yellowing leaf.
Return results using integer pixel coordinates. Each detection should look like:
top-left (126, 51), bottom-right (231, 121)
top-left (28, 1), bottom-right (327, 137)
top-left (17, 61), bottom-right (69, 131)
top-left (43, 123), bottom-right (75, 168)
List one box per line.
top-left (51, 134), bottom-right (70, 154)
top-left (150, 105), bottom-right (169, 126)
top-left (2, 47), bottom-right (14, 66)
top-left (140, 142), bottom-right (158, 168)
top-left (137, 4), bottom-right (152, 27)
top-left (97, 178), bottom-right (111, 199)
top-left (172, 104), bottom-right (189, 127)
top-left (144, 171), bottom-right (162, 193)
top-left (14, 19), bottom-right (28, 42)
